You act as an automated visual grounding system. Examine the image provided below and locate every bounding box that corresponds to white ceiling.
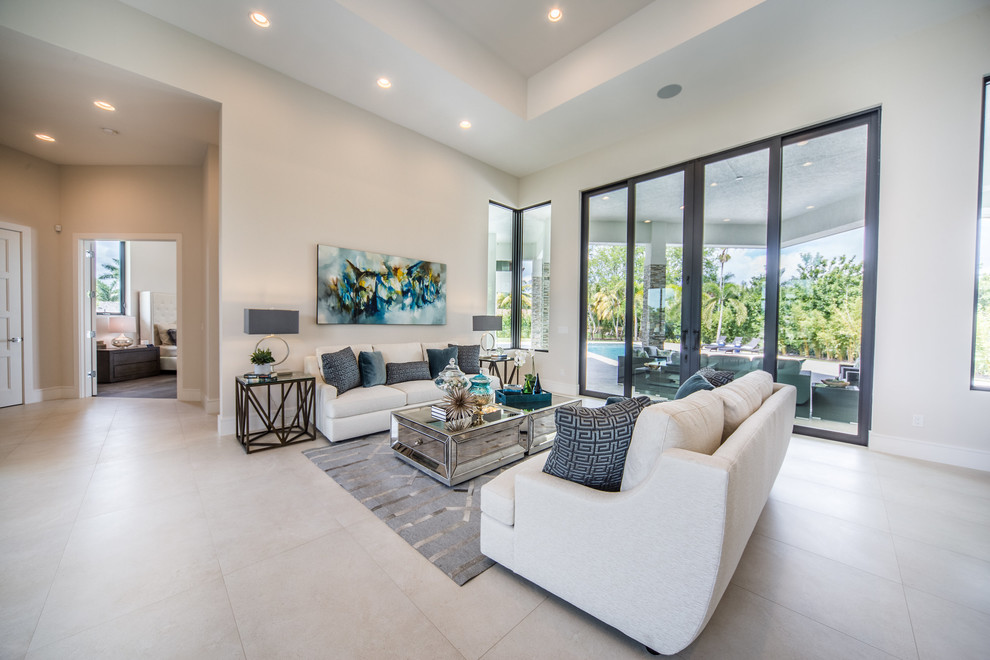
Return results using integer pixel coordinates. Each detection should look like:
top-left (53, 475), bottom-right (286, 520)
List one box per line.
top-left (1, 0), bottom-right (987, 173)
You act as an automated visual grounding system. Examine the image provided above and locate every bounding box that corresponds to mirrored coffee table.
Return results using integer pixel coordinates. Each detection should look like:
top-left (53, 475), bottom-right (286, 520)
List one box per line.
top-left (497, 393), bottom-right (582, 454)
top-left (390, 406), bottom-right (526, 486)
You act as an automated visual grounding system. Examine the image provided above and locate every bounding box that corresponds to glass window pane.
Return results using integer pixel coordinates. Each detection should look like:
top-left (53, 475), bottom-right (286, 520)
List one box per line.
top-left (779, 124), bottom-right (868, 430)
top-left (521, 204), bottom-right (551, 351)
top-left (633, 171), bottom-right (684, 401)
top-left (974, 80), bottom-right (990, 388)
top-left (701, 149), bottom-right (769, 379)
top-left (585, 188), bottom-right (629, 397)
top-left (487, 203), bottom-right (514, 349)
top-left (95, 240), bottom-right (123, 315)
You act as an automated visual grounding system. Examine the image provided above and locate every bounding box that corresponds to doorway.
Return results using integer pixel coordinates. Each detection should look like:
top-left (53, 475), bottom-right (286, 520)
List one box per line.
top-left (580, 110), bottom-right (879, 446)
top-left (0, 226), bottom-right (24, 407)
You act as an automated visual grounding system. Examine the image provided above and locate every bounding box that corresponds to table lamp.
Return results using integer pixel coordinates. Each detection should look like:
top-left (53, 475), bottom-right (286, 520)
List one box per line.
top-left (244, 309), bottom-right (299, 368)
top-left (472, 315), bottom-right (502, 355)
top-left (108, 315), bottom-right (137, 348)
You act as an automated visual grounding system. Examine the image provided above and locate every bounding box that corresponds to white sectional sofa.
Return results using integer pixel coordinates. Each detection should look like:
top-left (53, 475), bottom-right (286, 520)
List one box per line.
top-left (303, 341), bottom-right (500, 443)
top-left (479, 371), bottom-right (796, 655)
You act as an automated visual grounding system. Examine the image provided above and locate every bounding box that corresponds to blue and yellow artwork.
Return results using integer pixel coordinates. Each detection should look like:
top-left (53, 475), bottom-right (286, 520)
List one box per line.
top-left (317, 245), bottom-right (446, 325)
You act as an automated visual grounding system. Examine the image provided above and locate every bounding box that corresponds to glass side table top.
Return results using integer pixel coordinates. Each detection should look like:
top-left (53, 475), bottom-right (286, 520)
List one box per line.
top-left (235, 371), bottom-right (314, 385)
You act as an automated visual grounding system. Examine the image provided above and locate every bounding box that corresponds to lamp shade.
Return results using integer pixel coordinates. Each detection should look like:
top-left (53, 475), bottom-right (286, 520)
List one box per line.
top-left (244, 309), bottom-right (299, 335)
top-left (108, 315), bottom-right (137, 333)
top-left (472, 315), bottom-right (502, 332)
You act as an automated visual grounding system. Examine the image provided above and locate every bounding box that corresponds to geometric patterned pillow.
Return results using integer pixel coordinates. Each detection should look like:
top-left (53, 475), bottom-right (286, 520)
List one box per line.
top-left (542, 396), bottom-right (652, 492)
top-left (698, 367), bottom-right (734, 388)
top-left (321, 348), bottom-right (361, 395)
top-left (384, 360), bottom-right (431, 385)
top-left (448, 344), bottom-right (481, 374)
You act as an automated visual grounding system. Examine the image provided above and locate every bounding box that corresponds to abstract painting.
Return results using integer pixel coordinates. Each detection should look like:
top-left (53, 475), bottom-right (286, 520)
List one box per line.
top-left (317, 245), bottom-right (446, 325)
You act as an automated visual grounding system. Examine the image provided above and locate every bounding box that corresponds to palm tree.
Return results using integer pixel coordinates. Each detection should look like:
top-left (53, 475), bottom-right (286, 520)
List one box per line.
top-left (97, 257), bottom-right (121, 303)
top-left (591, 288), bottom-right (623, 339)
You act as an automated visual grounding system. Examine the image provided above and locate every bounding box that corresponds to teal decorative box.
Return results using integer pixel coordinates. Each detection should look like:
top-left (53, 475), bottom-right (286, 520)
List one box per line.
top-left (495, 390), bottom-right (551, 407)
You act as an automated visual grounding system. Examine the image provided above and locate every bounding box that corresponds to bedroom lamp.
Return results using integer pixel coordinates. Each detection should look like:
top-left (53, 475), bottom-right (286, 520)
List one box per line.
top-left (472, 315), bottom-right (503, 355)
top-left (108, 315), bottom-right (137, 348)
top-left (244, 309), bottom-right (299, 367)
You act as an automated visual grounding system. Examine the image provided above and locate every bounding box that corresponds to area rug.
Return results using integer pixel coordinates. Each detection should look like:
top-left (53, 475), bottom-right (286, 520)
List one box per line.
top-left (303, 432), bottom-right (507, 585)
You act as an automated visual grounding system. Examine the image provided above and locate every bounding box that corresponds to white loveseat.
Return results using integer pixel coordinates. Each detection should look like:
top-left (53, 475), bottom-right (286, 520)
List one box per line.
top-left (480, 371), bottom-right (795, 655)
top-left (303, 342), bottom-right (500, 443)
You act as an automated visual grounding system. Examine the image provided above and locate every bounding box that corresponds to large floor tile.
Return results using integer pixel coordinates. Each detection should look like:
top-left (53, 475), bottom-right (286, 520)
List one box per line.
top-left (788, 435), bottom-right (878, 474)
top-left (880, 474), bottom-right (990, 526)
top-left (886, 500), bottom-right (990, 562)
top-left (481, 593), bottom-right (647, 660)
top-left (25, 579), bottom-right (244, 660)
top-left (732, 534), bottom-right (917, 659)
top-left (754, 498), bottom-right (901, 581)
top-left (1, 435), bottom-right (104, 474)
top-left (200, 464), bottom-right (344, 574)
top-left (347, 516), bottom-right (546, 659)
top-left (76, 447), bottom-right (199, 519)
top-left (779, 454), bottom-right (884, 497)
top-left (872, 452), bottom-right (990, 499)
top-left (904, 587), bottom-right (990, 660)
top-left (0, 524), bottom-right (73, 660)
top-left (29, 492), bottom-right (221, 650)
top-left (768, 474), bottom-right (890, 531)
top-left (893, 535), bottom-right (990, 615)
top-left (680, 584), bottom-right (899, 660)
top-left (0, 466), bottom-right (93, 540)
top-left (223, 529), bottom-right (463, 659)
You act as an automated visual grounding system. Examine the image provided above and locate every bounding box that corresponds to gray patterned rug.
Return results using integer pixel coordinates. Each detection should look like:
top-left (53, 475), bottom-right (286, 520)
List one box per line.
top-left (303, 432), bottom-right (505, 585)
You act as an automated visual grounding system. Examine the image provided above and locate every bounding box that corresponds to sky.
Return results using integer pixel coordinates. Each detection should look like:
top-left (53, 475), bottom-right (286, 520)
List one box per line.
top-left (722, 228), bottom-right (866, 284)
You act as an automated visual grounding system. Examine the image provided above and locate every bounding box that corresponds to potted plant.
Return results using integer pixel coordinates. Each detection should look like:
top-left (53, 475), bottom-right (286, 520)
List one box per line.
top-left (250, 347), bottom-right (275, 375)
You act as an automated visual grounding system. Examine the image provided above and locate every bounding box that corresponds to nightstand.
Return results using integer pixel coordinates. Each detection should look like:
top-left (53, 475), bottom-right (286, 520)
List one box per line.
top-left (97, 345), bottom-right (160, 383)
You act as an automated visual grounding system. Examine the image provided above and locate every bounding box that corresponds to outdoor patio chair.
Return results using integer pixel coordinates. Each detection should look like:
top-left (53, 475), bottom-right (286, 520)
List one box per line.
top-left (738, 338), bottom-right (761, 353)
top-left (720, 337), bottom-right (743, 352)
top-left (702, 336), bottom-right (726, 350)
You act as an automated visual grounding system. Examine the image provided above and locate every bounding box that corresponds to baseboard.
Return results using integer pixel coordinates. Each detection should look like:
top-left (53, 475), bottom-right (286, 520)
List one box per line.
top-left (26, 386), bottom-right (76, 403)
top-left (203, 398), bottom-right (220, 414)
top-left (178, 388), bottom-right (201, 403)
top-left (218, 415), bottom-right (236, 437)
top-left (870, 432), bottom-right (990, 472)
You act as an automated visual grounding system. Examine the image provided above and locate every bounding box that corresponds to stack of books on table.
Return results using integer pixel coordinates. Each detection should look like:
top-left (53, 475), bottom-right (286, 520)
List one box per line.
top-left (243, 373), bottom-right (277, 383)
top-left (431, 405), bottom-right (452, 421)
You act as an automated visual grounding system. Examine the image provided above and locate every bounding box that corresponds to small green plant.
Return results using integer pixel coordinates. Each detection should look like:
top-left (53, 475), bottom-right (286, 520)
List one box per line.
top-left (250, 347), bottom-right (274, 365)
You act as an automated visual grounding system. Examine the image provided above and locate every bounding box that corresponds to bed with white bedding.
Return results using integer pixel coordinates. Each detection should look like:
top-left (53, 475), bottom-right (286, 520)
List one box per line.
top-left (139, 291), bottom-right (177, 371)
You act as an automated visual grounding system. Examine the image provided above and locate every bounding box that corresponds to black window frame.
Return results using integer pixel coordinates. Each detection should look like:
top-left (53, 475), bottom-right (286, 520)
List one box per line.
top-left (971, 75), bottom-right (990, 391)
top-left (95, 240), bottom-right (127, 316)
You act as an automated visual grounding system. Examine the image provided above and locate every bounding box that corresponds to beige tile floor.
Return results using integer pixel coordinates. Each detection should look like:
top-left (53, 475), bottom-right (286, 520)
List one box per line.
top-left (1, 397), bottom-right (988, 659)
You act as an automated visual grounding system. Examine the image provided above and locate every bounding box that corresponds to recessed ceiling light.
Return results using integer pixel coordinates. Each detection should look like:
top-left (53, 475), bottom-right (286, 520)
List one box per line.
top-left (802, 161), bottom-right (813, 167)
top-left (656, 84), bottom-right (682, 99)
top-left (250, 12), bottom-right (270, 28)
top-left (797, 140), bottom-right (809, 146)
top-left (723, 218), bottom-right (731, 222)
top-left (377, 78), bottom-right (391, 89)
top-left (94, 100), bottom-right (115, 111)
top-left (679, 205), bottom-right (685, 210)
top-left (710, 182), bottom-right (718, 187)
top-left (34, 133), bottom-right (55, 142)
top-left (806, 205), bottom-right (815, 210)
top-left (459, 120), bottom-right (472, 129)
top-left (602, 196), bottom-right (609, 201)
top-left (644, 219), bottom-right (651, 224)
top-left (735, 175), bottom-right (743, 181)
top-left (548, 8), bottom-right (562, 22)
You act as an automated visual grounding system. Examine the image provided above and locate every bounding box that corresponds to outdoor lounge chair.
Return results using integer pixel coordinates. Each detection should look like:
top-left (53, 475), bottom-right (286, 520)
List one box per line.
top-left (738, 338), bottom-right (761, 353)
top-left (720, 337), bottom-right (743, 352)
top-left (702, 336), bottom-right (726, 350)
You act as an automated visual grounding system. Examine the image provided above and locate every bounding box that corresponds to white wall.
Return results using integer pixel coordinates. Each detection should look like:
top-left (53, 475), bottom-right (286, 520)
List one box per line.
top-left (129, 240), bottom-right (177, 326)
top-left (0, 0), bottom-right (517, 429)
top-left (519, 8), bottom-right (990, 469)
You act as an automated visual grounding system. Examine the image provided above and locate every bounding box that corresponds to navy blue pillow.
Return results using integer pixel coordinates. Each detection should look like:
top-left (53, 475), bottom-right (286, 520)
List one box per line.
top-left (358, 350), bottom-right (386, 387)
top-left (426, 346), bottom-right (459, 379)
top-left (674, 372), bottom-right (715, 400)
top-left (321, 348), bottom-right (361, 395)
top-left (543, 396), bottom-right (652, 492)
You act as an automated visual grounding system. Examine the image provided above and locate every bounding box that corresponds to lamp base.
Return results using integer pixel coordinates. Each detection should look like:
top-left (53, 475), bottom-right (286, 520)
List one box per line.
top-left (111, 334), bottom-right (134, 348)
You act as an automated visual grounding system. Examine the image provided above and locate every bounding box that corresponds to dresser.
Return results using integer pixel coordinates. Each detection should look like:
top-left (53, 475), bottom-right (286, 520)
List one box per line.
top-left (97, 345), bottom-right (161, 383)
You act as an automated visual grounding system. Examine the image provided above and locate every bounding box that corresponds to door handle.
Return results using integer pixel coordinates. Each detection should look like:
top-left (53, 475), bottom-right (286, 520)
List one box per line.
top-left (5, 337), bottom-right (23, 343)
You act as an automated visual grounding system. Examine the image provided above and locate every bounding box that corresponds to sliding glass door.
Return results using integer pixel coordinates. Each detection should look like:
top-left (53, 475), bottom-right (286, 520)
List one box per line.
top-left (580, 111), bottom-right (878, 445)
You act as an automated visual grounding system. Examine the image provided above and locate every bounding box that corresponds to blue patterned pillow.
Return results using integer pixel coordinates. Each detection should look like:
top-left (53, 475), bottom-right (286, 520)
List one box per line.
top-left (385, 361), bottom-right (431, 385)
top-left (543, 396), bottom-right (652, 492)
top-left (449, 344), bottom-right (480, 374)
top-left (321, 348), bottom-right (361, 395)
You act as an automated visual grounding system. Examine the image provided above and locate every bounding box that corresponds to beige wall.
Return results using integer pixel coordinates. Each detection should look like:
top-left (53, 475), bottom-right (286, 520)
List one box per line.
top-left (519, 8), bottom-right (990, 469)
top-left (0, 145), bottom-right (63, 397)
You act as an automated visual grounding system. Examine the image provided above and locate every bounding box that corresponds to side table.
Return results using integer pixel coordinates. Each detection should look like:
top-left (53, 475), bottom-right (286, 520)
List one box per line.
top-left (235, 372), bottom-right (316, 453)
top-left (480, 355), bottom-right (517, 386)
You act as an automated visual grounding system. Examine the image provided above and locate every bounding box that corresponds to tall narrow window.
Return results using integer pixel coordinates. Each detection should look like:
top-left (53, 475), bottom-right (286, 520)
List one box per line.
top-left (973, 77), bottom-right (990, 389)
top-left (488, 201), bottom-right (551, 351)
top-left (95, 240), bottom-right (126, 315)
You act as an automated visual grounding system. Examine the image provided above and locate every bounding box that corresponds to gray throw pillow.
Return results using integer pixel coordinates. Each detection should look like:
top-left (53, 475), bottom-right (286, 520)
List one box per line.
top-left (674, 372), bottom-right (715, 400)
top-left (542, 396), bottom-right (652, 492)
top-left (358, 350), bottom-right (386, 387)
top-left (426, 346), bottom-right (459, 379)
top-left (449, 344), bottom-right (480, 374)
top-left (385, 361), bottom-right (431, 385)
top-left (321, 348), bottom-right (361, 395)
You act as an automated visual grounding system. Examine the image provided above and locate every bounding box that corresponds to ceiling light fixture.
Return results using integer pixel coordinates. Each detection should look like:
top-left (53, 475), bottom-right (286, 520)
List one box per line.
top-left (802, 161), bottom-right (813, 167)
top-left (602, 196), bottom-right (609, 201)
top-left (94, 100), bottom-right (115, 111)
top-left (806, 205), bottom-right (815, 210)
top-left (34, 133), bottom-right (55, 142)
top-left (459, 120), bottom-right (472, 129)
top-left (377, 78), bottom-right (391, 89)
top-left (656, 84), bottom-right (682, 99)
top-left (644, 219), bottom-right (651, 224)
top-left (710, 182), bottom-right (718, 187)
top-left (250, 12), bottom-right (270, 28)
top-left (723, 218), bottom-right (731, 222)
top-left (679, 205), bottom-right (685, 210)
top-left (548, 8), bottom-right (562, 22)
top-left (101, 127), bottom-right (119, 135)
top-left (797, 140), bottom-right (809, 146)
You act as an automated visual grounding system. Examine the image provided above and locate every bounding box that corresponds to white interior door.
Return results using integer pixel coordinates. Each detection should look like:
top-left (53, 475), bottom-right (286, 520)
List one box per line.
top-left (83, 241), bottom-right (97, 397)
top-left (0, 228), bottom-right (24, 408)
